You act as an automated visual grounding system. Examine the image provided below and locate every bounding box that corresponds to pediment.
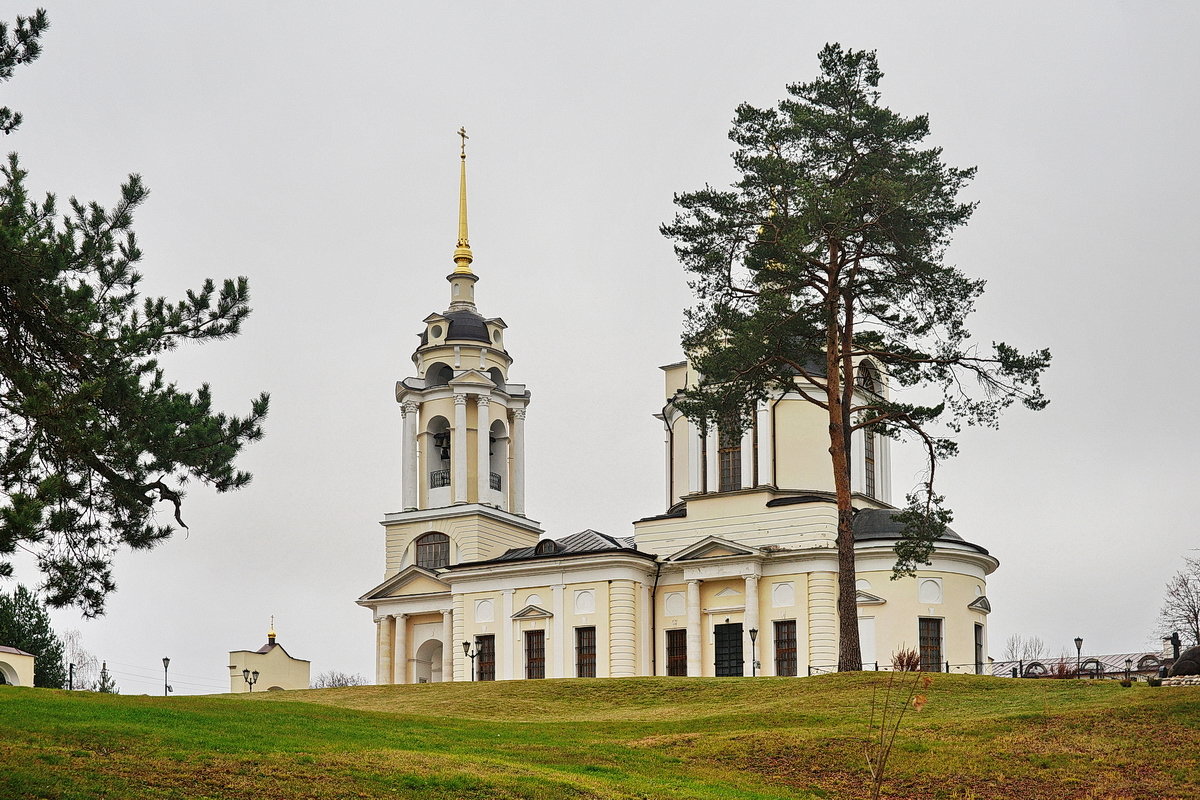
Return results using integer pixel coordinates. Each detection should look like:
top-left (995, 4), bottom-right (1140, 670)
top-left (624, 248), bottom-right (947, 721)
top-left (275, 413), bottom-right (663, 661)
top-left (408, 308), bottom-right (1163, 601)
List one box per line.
top-left (486, 317), bottom-right (508, 329)
top-left (715, 587), bottom-right (742, 598)
top-left (511, 604), bottom-right (552, 620)
top-left (667, 536), bottom-right (763, 562)
top-left (448, 369), bottom-right (496, 388)
top-left (856, 590), bottom-right (886, 606)
top-left (967, 596), bottom-right (992, 614)
top-left (358, 565), bottom-right (450, 602)
top-left (423, 313), bottom-right (448, 324)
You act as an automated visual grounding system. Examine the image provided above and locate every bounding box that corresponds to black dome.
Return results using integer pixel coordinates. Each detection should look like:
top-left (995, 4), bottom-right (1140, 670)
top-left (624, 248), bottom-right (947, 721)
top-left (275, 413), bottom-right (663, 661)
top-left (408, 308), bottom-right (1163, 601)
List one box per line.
top-left (421, 310), bottom-right (492, 345)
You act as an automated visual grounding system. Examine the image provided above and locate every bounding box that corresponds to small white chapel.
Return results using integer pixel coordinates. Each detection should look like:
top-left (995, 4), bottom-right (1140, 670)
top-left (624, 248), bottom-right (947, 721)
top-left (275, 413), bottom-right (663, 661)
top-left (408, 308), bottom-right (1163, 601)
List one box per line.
top-left (356, 135), bottom-right (997, 683)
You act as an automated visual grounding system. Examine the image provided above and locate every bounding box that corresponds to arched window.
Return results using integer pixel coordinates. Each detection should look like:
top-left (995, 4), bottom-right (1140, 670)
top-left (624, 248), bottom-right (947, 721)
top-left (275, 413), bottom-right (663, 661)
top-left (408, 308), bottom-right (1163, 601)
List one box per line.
top-left (426, 416), bottom-right (451, 488)
top-left (487, 367), bottom-right (505, 388)
top-left (489, 419), bottom-right (508, 494)
top-left (856, 362), bottom-right (882, 499)
top-left (535, 539), bottom-right (558, 555)
top-left (856, 361), bottom-right (882, 394)
top-left (415, 532), bottom-right (450, 569)
top-left (426, 362), bottom-right (454, 387)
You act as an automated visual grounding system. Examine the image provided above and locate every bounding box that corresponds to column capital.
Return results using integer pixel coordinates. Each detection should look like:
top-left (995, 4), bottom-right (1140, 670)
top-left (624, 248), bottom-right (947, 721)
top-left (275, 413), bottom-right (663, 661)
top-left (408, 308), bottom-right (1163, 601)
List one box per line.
top-left (686, 578), bottom-right (702, 586)
top-left (475, 394), bottom-right (491, 407)
top-left (453, 393), bottom-right (469, 405)
top-left (392, 612), bottom-right (408, 621)
top-left (401, 401), bottom-right (419, 416)
top-left (512, 408), bottom-right (526, 420)
top-left (742, 573), bottom-right (760, 583)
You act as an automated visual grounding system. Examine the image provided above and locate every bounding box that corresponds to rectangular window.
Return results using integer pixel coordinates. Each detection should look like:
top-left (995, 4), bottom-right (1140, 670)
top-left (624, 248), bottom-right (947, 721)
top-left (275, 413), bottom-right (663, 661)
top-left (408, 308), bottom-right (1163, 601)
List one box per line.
top-left (718, 425), bottom-right (742, 492)
top-left (666, 629), bottom-right (687, 676)
top-left (974, 623), bottom-right (984, 675)
top-left (864, 431), bottom-right (876, 498)
top-left (525, 630), bottom-right (545, 679)
top-left (575, 627), bottom-right (596, 678)
top-left (774, 620), bottom-right (797, 677)
top-left (919, 618), bottom-right (943, 672)
top-left (476, 635), bottom-right (496, 682)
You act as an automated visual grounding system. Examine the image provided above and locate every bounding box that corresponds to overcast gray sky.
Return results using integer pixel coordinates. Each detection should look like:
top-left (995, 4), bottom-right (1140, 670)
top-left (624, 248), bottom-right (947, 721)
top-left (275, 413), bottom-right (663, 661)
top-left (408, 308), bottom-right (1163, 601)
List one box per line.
top-left (6, 2), bottom-right (1198, 693)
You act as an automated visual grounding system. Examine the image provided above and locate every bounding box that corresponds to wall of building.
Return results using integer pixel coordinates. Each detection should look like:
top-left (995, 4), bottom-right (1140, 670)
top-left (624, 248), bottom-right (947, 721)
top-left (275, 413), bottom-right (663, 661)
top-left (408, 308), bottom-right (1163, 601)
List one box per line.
top-left (0, 651), bottom-right (35, 687)
top-left (228, 646), bottom-right (311, 692)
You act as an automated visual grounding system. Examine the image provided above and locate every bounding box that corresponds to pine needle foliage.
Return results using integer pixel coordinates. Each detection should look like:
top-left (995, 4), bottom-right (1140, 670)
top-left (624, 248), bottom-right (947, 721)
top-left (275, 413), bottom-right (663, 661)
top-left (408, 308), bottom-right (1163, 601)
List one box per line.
top-left (0, 9), bottom-right (269, 615)
top-left (662, 44), bottom-right (1050, 670)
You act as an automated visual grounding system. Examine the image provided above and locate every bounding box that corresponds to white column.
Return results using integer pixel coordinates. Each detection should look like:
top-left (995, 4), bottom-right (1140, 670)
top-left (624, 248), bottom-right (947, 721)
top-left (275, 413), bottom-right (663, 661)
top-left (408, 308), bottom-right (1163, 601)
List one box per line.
top-left (401, 402), bottom-right (419, 510)
top-left (688, 420), bottom-right (700, 494)
top-left (501, 589), bottom-right (515, 680)
top-left (609, 580), bottom-right (637, 677)
top-left (452, 593), bottom-right (465, 681)
top-left (756, 401), bottom-right (772, 486)
top-left (475, 395), bottom-right (491, 503)
top-left (376, 616), bottom-right (393, 685)
top-left (393, 613), bottom-right (408, 684)
top-left (512, 408), bottom-right (526, 515)
top-left (808, 572), bottom-right (838, 672)
top-left (452, 393), bottom-right (468, 504)
top-left (686, 579), bottom-right (702, 676)
top-left (440, 609), bottom-right (453, 683)
top-left (550, 583), bottom-right (565, 678)
top-left (740, 428), bottom-right (754, 490)
top-left (743, 575), bottom-right (760, 676)
top-left (640, 583), bottom-right (653, 676)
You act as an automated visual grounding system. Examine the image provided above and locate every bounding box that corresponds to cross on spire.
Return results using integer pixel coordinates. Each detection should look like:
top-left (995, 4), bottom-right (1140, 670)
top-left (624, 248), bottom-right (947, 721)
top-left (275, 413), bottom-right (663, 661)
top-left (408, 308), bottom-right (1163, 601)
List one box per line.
top-left (458, 126), bottom-right (469, 159)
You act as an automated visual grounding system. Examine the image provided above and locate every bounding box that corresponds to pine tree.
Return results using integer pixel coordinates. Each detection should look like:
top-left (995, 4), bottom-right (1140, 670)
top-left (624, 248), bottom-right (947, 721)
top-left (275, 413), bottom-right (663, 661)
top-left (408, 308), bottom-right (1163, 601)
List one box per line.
top-left (0, 584), bottom-right (65, 687)
top-left (0, 9), bottom-right (269, 615)
top-left (92, 660), bottom-right (118, 693)
top-left (662, 44), bottom-right (1050, 670)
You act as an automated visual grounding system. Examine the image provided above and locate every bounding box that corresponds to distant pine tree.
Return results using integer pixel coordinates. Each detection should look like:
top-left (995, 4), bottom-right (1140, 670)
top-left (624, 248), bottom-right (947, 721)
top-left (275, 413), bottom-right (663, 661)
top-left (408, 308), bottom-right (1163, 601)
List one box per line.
top-left (92, 660), bottom-right (118, 694)
top-left (0, 585), bottom-right (66, 688)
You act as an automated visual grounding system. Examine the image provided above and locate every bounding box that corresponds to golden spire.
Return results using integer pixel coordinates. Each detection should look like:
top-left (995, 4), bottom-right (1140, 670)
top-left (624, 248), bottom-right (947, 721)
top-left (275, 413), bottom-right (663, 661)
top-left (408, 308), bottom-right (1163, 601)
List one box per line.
top-left (452, 126), bottom-right (474, 274)
top-left (268, 614), bottom-right (276, 641)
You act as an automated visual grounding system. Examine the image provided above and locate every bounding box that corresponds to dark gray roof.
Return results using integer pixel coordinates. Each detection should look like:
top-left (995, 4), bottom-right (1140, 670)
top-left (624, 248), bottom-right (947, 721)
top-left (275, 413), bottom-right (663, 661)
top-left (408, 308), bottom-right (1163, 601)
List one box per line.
top-left (466, 529), bottom-right (644, 565)
top-left (420, 310), bottom-right (492, 345)
top-left (853, 508), bottom-right (989, 554)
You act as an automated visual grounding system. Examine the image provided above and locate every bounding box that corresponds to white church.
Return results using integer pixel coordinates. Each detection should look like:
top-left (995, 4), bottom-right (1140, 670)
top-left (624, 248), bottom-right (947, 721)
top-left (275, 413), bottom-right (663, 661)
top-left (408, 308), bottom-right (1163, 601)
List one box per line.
top-left (357, 139), bottom-right (997, 683)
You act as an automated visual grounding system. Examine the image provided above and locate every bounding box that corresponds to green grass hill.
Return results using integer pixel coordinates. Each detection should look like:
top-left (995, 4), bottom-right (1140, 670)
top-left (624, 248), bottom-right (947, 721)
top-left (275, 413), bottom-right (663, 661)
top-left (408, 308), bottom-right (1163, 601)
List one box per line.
top-left (2, 673), bottom-right (1197, 799)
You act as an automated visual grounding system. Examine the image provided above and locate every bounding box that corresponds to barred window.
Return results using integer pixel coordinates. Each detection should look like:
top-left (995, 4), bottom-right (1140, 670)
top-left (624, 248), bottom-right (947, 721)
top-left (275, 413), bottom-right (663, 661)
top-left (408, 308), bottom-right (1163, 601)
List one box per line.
top-left (666, 629), bottom-right (688, 676)
top-left (415, 532), bottom-right (450, 569)
top-left (774, 620), bottom-right (798, 677)
top-left (576, 627), bottom-right (596, 678)
top-left (919, 618), bottom-right (943, 672)
top-left (476, 635), bottom-right (496, 681)
top-left (525, 630), bottom-right (546, 679)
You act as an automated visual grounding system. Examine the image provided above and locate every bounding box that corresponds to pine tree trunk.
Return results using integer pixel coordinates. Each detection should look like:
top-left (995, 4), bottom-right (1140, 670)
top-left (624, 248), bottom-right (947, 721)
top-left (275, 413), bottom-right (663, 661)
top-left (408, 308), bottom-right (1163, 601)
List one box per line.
top-left (829, 400), bottom-right (863, 672)
top-left (827, 255), bottom-right (862, 673)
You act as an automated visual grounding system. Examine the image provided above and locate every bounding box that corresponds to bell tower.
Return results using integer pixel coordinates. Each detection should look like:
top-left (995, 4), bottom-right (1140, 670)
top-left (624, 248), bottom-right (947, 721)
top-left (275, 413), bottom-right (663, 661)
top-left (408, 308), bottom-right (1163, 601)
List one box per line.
top-left (384, 130), bottom-right (542, 574)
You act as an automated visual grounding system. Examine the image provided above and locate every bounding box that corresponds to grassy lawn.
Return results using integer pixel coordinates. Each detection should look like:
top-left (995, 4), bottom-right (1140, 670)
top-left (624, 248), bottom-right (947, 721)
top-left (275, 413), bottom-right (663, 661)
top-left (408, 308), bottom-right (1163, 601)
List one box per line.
top-left (1, 673), bottom-right (1197, 799)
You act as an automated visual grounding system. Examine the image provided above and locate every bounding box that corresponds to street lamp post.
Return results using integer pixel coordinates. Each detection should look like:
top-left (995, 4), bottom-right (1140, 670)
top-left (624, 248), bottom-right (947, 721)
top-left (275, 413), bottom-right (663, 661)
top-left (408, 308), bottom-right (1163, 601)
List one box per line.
top-left (1073, 637), bottom-right (1083, 677)
top-left (462, 640), bottom-right (478, 682)
top-left (162, 657), bottom-right (171, 697)
top-left (748, 628), bottom-right (759, 677)
top-left (242, 668), bottom-right (259, 692)
top-left (1125, 658), bottom-right (1133, 682)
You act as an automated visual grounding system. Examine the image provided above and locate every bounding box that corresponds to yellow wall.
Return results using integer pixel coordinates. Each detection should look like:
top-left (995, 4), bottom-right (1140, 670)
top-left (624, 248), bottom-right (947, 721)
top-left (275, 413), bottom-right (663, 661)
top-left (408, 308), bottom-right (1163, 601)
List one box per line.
top-left (228, 645), bottom-right (311, 692)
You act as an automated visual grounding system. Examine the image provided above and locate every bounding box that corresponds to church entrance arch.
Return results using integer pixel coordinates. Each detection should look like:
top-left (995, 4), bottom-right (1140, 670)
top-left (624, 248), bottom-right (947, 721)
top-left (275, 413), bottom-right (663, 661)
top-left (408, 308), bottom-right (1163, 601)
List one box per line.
top-left (414, 639), bottom-right (444, 684)
top-left (0, 660), bottom-right (18, 686)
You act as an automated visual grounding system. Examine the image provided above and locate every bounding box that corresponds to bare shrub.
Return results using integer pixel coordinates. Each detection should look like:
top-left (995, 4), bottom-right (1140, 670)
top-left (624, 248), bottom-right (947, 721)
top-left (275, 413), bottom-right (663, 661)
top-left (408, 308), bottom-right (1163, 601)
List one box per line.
top-left (311, 670), bottom-right (368, 689)
top-left (891, 648), bottom-right (921, 672)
